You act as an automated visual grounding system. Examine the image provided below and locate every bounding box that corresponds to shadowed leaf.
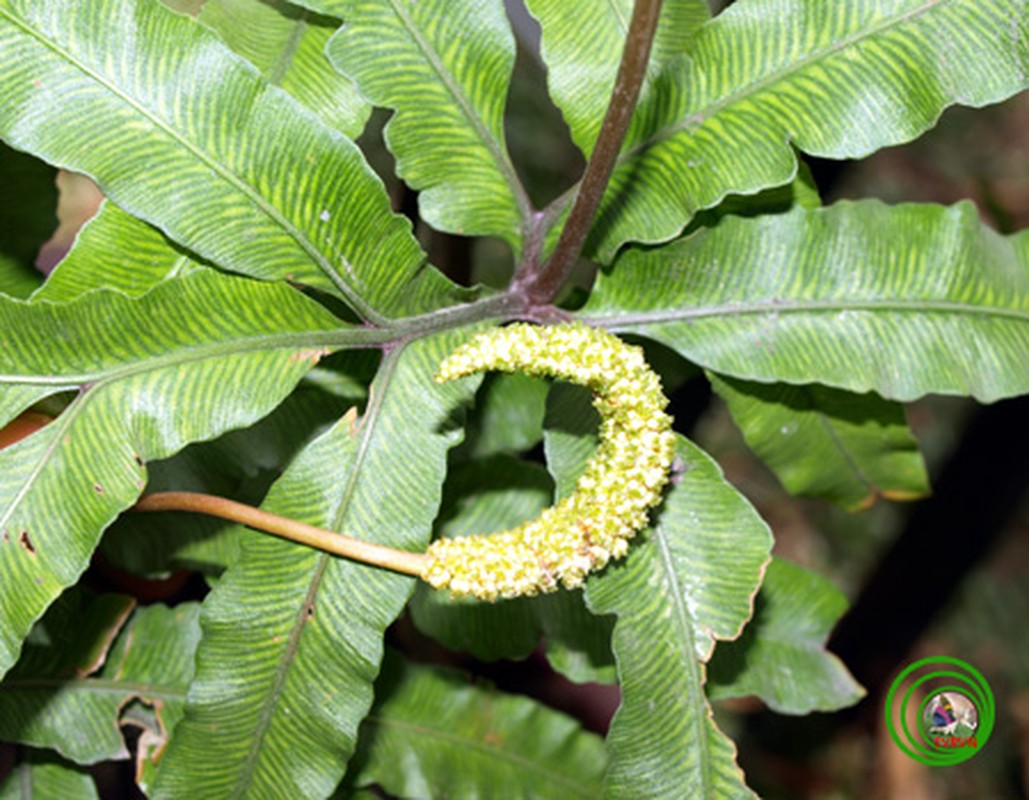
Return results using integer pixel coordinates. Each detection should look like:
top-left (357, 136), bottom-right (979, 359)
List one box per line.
top-left (708, 558), bottom-right (865, 714)
top-left (710, 375), bottom-right (929, 510)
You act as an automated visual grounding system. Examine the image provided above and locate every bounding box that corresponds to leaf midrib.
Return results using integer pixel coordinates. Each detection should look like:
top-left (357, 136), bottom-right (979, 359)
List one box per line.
top-left (330, 345), bottom-right (403, 532)
top-left (651, 525), bottom-right (716, 797)
top-left (0, 328), bottom-right (385, 545)
top-left (384, 0), bottom-right (532, 226)
top-left (0, 327), bottom-right (388, 387)
top-left (810, 397), bottom-right (879, 495)
top-left (231, 553), bottom-right (332, 799)
top-left (230, 346), bottom-right (405, 798)
top-left (0, 5), bottom-right (378, 320)
top-left (604, 0), bottom-right (629, 33)
top-left (268, 10), bottom-right (308, 87)
top-left (0, 391), bottom-right (87, 539)
top-left (585, 297), bottom-right (1029, 326)
top-left (622, 0), bottom-right (949, 160)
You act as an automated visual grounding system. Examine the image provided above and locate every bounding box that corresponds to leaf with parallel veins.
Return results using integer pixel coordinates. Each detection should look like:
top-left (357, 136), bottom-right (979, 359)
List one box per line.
top-left (0, 271), bottom-right (351, 679)
top-left (579, 0), bottom-right (1029, 260)
top-left (584, 201), bottom-right (1029, 402)
top-left (152, 331), bottom-right (479, 799)
top-left (321, 0), bottom-right (531, 250)
top-left (0, 0), bottom-right (425, 319)
top-left (710, 374), bottom-right (929, 510)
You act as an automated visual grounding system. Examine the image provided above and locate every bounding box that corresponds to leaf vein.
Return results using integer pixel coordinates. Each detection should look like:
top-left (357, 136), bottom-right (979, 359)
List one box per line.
top-left (384, 0), bottom-right (532, 223)
top-left (626, 0), bottom-right (954, 160)
top-left (0, 5), bottom-right (375, 318)
top-left (651, 526), bottom-right (716, 796)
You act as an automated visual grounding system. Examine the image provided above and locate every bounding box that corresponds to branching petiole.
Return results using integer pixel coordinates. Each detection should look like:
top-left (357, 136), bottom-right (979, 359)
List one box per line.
top-left (524, 0), bottom-right (664, 305)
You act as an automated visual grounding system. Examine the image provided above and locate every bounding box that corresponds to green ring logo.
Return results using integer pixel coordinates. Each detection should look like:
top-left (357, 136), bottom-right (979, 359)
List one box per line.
top-left (885, 656), bottom-right (994, 766)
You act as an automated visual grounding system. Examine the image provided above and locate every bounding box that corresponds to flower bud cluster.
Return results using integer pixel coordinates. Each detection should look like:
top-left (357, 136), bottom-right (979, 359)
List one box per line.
top-left (423, 323), bottom-right (675, 601)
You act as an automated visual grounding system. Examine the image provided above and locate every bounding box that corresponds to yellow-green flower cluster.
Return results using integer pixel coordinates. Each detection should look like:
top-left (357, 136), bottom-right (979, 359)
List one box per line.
top-left (423, 322), bottom-right (675, 601)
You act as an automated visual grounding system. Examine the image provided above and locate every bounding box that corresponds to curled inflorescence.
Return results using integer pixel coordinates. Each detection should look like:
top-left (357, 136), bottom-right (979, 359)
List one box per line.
top-left (423, 322), bottom-right (675, 601)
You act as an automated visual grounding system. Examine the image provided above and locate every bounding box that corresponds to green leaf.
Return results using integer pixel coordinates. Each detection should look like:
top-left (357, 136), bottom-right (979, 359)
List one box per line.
top-left (685, 159), bottom-right (823, 235)
top-left (99, 377), bottom-right (353, 576)
top-left (710, 374), bottom-right (929, 510)
top-left (453, 372), bottom-right (549, 460)
top-left (0, 271), bottom-right (347, 679)
top-left (708, 558), bottom-right (865, 714)
top-left (524, 0), bottom-right (709, 157)
top-left (585, 438), bottom-right (770, 799)
top-left (342, 654), bottom-right (607, 799)
top-left (33, 201), bottom-right (204, 303)
top-left (321, 0), bottom-right (530, 250)
top-left (411, 455), bottom-right (551, 659)
top-left (410, 455), bottom-right (615, 683)
top-left (542, 383), bottom-right (599, 498)
top-left (152, 331), bottom-right (478, 799)
top-left (0, 257), bottom-right (41, 300)
top-left (0, 591), bottom-right (199, 766)
top-left (0, 751), bottom-right (99, 800)
top-left (0, 143), bottom-right (55, 298)
top-left (583, 0), bottom-right (1029, 260)
top-left (546, 383), bottom-right (771, 798)
top-left (0, 0), bottom-right (425, 319)
top-left (413, 584), bottom-right (616, 685)
top-left (583, 200), bottom-right (1029, 402)
top-left (199, 0), bottom-right (370, 139)
top-left (0, 386), bottom-right (60, 433)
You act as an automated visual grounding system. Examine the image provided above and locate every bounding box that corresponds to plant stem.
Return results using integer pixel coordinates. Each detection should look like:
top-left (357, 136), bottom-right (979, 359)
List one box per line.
top-left (525, 0), bottom-right (664, 305)
top-left (386, 288), bottom-right (525, 340)
top-left (129, 7), bottom-right (666, 584)
top-left (133, 491), bottom-right (428, 577)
